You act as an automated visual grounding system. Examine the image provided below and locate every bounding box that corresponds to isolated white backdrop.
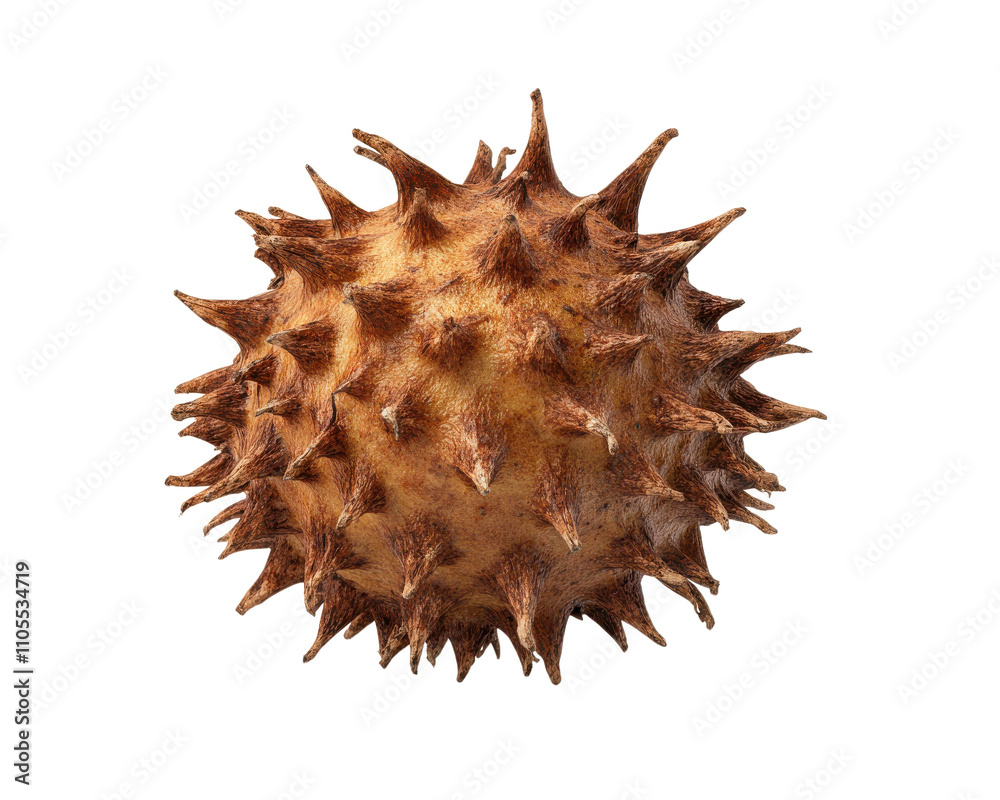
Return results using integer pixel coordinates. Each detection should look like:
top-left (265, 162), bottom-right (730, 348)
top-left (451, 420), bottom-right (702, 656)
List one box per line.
top-left (4, 0), bottom-right (999, 797)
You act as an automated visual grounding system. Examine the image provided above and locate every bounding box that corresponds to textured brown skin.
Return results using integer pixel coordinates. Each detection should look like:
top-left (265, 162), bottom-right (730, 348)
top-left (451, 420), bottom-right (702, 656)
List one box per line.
top-left (168, 90), bottom-right (825, 683)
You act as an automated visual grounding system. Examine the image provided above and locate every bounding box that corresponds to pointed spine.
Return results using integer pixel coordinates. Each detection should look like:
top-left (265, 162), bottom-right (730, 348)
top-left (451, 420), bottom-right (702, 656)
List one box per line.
top-left (383, 514), bottom-right (459, 599)
top-left (171, 382), bottom-right (248, 427)
top-left (336, 458), bottom-right (386, 531)
top-left (165, 453), bottom-right (234, 488)
top-left (464, 140), bottom-right (494, 184)
top-left (236, 539), bottom-right (304, 615)
top-left (532, 456), bottom-right (583, 552)
top-left (584, 323), bottom-right (652, 367)
top-left (607, 439), bottom-right (684, 500)
top-left (510, 89), bottom-right (563, 191)
top-left (398, 187), bottom-right (446, 249)
top-left (304, 164), bottom-right (370, 235)
top-left (267, 320), bottom-right (338, 372)
top-left (352, 129), bottom-right (459, 206)
top-left (303, 578), bottom-right (372, 662)
top-left (174, 291), bottom-right (274, 352)
top-left (544, 395), bottom-right (618, 454)
top-left (589, 272), bottom-right (654, 318)
top-left (341, 278), bottom-right (414, 339)
top-left (489, 548), bottom-right (548, 651)
top-left (254, 234), bottom-right (364, 290)
top-left (477, 215), bottom-right (538, 288)
top-left (443, 396), bottom-right (507, 496)
top-left (595, 129), bottom-right (677, 231)
top-left (418, 314), bottom-right (486, 370)
top-left (546, 194), bottom-right (600, 250)
top-left (175, 365), bottom-right (234, 395)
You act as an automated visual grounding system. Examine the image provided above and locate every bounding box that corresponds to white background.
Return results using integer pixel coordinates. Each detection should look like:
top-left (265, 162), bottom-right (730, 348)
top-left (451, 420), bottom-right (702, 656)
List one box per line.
top-left (4, 0), bottom-right (999, 797)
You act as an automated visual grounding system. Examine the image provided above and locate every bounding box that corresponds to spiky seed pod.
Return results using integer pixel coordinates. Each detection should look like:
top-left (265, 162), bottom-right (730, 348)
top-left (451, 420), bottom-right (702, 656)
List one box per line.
top-left (169, 89), bottom-right (824, 683)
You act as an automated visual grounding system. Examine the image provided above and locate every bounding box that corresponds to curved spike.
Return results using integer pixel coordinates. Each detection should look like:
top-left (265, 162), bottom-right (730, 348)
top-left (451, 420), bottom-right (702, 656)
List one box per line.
top-left (546, 194), bottom-right (600, 250)
top-left (336, 458), bottom-right (386, 531)
top-left (443, 396), bottom-right (507, 496)
top-left (489, 146), bottom-right (516, 184)
top-left (352, 129), bottom-right (459, 206)
top-left (234, 353), bottom-right (279, 386)
top-left (383, 514), bottom-right (459, 599)
top-left (607, 439), bottom-right (684, 500)
top-left (533, 603), bottom-right (572, 684)
top-left (583, 323), bottom-right (652, 368)
top-left (696, 385), bottom-right (771, 433)
top-left (267, 320), bottom-right (338, 372)
top-left (175, 364), bottom-right (234, 395)
top-left (425, 625), bottom-right (449, 667)
top-left (302, 523), bottom-right (367, 614)
top-left (729, 379), bottom-right (827, 431)
top-left (602, 571), bottom-right (666, 646)
top-left (254, 234), bottom-right (364, 290)
top-left (398, 187), bottom-right (446, 249)
top-left (714, 329), bottom-right (804, 384)
top-left (417, 314), bottom-right (487, 370)
top-left (344, 610), bottom-right (374, 640)
top-left (174, 290), bottom-right (274, 352)
top-left (254, 247), bottom-right (285, 289)
top-left (267, 206), bottom-right (304, 220)
top-left (589, 272), bottom-right (653, 318)
top-left (375, 607), bottom-right (409, 668)
top-left (519, 314), bottom-right (568, 377)
top-left (489, 547), bottom-right (548, 651)
top-left (487, 170), bottom-right (532, 210)
top-left (707, 437), bottom-right (784, 494)
top-left (304, 578), bottom-right (373, 662)
top-left (734, 490), bottom-right (775, 511)
top-left (583, 605), bottom-right (629, 652)
top-left (725, 503), bottom-right (777, 535)
top-left (532, 456), bottom-right (582, 553)
top-left (171, 382), bottom-right (248, 427)
top-left (186, 426), bottom-right (289, 513)
top-left (656, 525), bottom-right (719, 594)
top-left (679, 282), bottom-right (746, 330)
top-left (219, 488), bottom-right (296, 559)
top-left (254, 395), bottom-right (302, 419)
top-left (332, 359), bottom-right (378, 400)
top-left (203, 498), bottom-right (246, 535)
top-left (641, 206), bottom-right (747, 250)
top-left (166, 453), bottom-right (234, 488)
top-left (451, 623), bottom-right (495, 682)
top-left (595, 129), bottom-right (678, 231)
top-left (341, 278), bottom-right (414, 339)
top-left (401, 587), bottom-right (455, 674)
top-left (477, 214), bottom-right (538, 288)
top-left (354, 145), bottom-right (386, 166)
top-left (464, 140), bottom-right (494, 184)
top-left (671, 466), bottom-right (729, 530)
top-left (510, 89), bottom-right (564, 192)
top-left (304, 164), bottom-right (370, 236)
top-left (648, 389), bottom-right (733, 435)
top-left (624, 240), bottom-right (701, 295)
top-left (236, 539), bottom-right (304, 615)
top-left (544, 395), bottom-right (618, 454)
top-left (178, 416), bottom-right (233, 449)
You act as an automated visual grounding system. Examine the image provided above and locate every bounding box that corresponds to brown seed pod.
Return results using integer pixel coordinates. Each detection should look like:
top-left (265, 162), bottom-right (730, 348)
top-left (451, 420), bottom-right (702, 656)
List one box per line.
top-left (168, 89), bottom-right (824, 683)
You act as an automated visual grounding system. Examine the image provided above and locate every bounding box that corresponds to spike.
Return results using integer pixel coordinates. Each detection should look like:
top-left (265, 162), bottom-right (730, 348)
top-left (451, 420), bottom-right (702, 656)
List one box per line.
top-left (492, 612), bottom-right (536, 676)
top-left (734, 490), bottom-right (775, 511)
top-left (533, 603), bottom-right (572, 684)
top-left (302, 523), bottom-right (367, 614)
top-left (267, 320), bottom-right (338, 372)
top-left (171, 382), bottom-right (248, 427)
top-left (696, 386), bottom-right (771, 433)
top-left (398, 187), bottom-right (446, 249)
top-left (489, 146), bottom-right (516, 184)
top-left (607, 439), bottom-right (684, 500)
top-left (303, 578), bottom-right (373, 662)
top-left (582, 605), bottom-right (629, 651)
top-left (656, 525), bottom-right (719, 594)
top-left (219, 488), bottom-right (296, 558)
top-left (489, 547), bottom-right (548, 651)
top-left (729, 379), bottom-right (826, 431)
top-left (185, 425), bottom-right (289, 512)
top-left (477, 214), bottom-right (538, 288)
top-left (304, 164), bottom-right (370, 235)
top-left (451, 623), bottom-right (496, 682)
top-left (236, 539), bottom-right (304, 615)
top-left (464, 140), bottom-right (494, 184)
top-left (352, 129), bottom-right (459, 206)
top-left (707, 437), bottom-right (784, 493)
top-left (595, 129), bottom-right (678, 231)
top-left (443, 396), bottom-right (507, 496)
top-left (418, 314), bottom-right (487, 370)
top-left (175, 364), bottom-right (234, 395)
top-left (726, 503), bottom-right (777, 535)
top-left (341, 278), bottom-right (414, 339)
top-left (383, 514), bottom-right (459, 599)
top-left (602, 571), bottom-right (666, 646)
top-left (679, 282), bottom-right (746, 329)
top-left (234, 353), bottom-right (279, 386)
top-left (648, 388), bottom-right (733, 435)
top-left (519, 313), bottom-right (568, 376)
top-left (584, 323), bottom-right (652, 367)
top-left (641, 207), bottom-right (747, 250)
top-left (344, 610), bottom-right (374, 639)
top-left (375, 607), bottom-right (409, 668)
top-left (267, 206), bottom-right (304, 220)
top-left (254, 234), bottom-right (364, 290)
top-left (487, 170), bottom-right (532, 210)
top-left (254, 247), bottom-right (285, 290)
top-left (425, 626), bottom-right (450, 666)
top-left (378, 378), bottom-right (427, 443)
top-left (178, 417), bottom-right (233, 449)
top-left (174, 290), bottom-right (274, 351)
top-left (511, 89), bottom-right (563, 191)
top-left (165, 453), bottom-right (234, 488)
top-left (402, 587), bottom-right (455, 674)
top-left (625, 240), bottom-right (701, 294)
top-left (254, 395), bottom-right (302, 419)
top-left (589, 272), bottom-right (654, 318)
top-left (714, 329), bottom-right (804, 383)
top-left (203, 499), bottom-right (246, 535)
top-left (532, 456), bottom-right (582, 552)
top-left (336, 458), bottom-right (386, 531)
top-left (546, 194), bottom-right (600, 250)
top-left (354, 145), bottom-right (386, 166)
top-left (671, 466), bottom-right (729, 529)
top-left (544, 395), bottom-right (618, 454)
top-left (332, 359), bottom-right (378, 399)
